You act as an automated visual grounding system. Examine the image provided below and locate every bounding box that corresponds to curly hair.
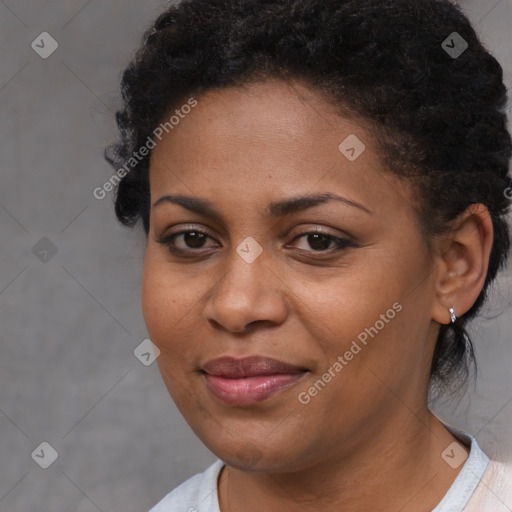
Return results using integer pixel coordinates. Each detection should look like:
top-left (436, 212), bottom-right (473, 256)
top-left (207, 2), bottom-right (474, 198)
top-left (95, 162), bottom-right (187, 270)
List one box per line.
top-left (105, 0), bottom-right (512, 395)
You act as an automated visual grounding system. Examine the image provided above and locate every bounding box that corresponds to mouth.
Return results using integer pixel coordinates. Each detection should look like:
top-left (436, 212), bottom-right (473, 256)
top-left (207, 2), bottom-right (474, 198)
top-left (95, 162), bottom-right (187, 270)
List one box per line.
top-left (201, 355), bottom-right (308, 406)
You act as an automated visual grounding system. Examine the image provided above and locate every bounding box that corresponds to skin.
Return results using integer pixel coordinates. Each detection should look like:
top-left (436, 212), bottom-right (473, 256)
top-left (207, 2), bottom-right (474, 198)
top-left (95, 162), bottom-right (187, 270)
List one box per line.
top-left (142, 79), bottom-right (493, 511)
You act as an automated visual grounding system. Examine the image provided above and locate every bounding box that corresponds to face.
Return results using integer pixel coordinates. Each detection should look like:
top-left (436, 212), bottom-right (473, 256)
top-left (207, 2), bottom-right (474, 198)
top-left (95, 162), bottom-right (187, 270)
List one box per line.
top-left (142, 79), bottom-right (439, 473)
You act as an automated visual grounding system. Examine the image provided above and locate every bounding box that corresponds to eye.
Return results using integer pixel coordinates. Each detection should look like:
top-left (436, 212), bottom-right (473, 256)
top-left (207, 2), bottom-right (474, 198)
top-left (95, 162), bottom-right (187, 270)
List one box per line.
top-left (156, 228), bottom-right (219, 254)
top-left (289, 231), bottom-right (354, 253)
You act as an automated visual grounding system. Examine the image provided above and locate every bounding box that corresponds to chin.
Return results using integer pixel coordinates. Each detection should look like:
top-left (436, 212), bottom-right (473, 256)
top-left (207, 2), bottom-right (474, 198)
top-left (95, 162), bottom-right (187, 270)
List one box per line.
top-left (200, 432), bottom-right (315, 474)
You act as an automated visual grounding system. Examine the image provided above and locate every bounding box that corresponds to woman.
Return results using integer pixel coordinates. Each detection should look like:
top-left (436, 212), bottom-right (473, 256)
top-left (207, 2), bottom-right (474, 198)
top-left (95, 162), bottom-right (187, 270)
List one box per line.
top-left (105, 0), bottom-right (512, 510)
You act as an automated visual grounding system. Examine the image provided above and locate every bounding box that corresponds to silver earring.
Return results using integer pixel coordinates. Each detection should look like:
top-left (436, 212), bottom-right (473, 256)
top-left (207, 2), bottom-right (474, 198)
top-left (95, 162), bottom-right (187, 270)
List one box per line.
top-left (449, 307), bottom-right (456, 324)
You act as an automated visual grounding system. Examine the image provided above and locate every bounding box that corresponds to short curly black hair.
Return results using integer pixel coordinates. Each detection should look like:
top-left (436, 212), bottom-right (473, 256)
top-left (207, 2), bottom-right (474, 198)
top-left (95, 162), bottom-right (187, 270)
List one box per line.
top-left (105, 0), bottom-right (512, 395)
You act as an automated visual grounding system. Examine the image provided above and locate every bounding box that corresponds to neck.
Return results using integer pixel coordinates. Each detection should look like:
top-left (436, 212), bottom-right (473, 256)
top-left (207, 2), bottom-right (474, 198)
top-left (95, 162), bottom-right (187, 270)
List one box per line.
top-left (218, 411), bottom-right (468, 512)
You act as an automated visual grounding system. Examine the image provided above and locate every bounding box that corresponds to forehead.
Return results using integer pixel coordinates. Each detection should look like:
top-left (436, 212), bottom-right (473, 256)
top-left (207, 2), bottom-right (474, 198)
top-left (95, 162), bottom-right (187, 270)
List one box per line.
top-left (148, 79), bottom-right (413, 218)
top-left (150, 79), bottom-right (362, 161)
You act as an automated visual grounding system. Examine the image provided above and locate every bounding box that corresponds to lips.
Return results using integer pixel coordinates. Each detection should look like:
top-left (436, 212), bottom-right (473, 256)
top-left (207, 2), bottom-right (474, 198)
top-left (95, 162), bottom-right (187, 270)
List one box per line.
top-left (202, 356), bottom-right (307, 406)
top-left (203, 356), bottom-right (304, 378)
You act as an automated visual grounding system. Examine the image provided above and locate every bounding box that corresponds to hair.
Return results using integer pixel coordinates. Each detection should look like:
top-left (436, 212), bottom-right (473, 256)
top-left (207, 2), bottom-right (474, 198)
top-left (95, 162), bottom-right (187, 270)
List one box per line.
top-left (105, 0), bottom-right (512, 395)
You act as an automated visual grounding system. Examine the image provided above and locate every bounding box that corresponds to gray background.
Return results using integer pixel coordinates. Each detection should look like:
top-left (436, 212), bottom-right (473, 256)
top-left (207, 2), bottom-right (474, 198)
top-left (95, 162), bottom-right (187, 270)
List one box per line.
top-left (0, 1), bottom-right (511, 511)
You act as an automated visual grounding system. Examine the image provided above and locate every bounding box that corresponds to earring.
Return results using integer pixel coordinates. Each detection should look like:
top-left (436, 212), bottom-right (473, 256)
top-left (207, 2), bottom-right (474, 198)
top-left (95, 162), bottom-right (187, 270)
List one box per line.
top-left (449, 307), bottom-right (456, 324)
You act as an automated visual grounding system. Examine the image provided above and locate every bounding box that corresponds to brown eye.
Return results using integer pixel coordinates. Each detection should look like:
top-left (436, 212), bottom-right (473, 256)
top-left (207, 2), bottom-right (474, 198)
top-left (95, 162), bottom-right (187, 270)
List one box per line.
top-left (179, 231), bottom-right (208, 249)
top-left (156, 228), bottom-right (219, 254)
top-left (304, 233), bottom-right (334, 251)
top-left (291, 231), bottom-right (354, 253)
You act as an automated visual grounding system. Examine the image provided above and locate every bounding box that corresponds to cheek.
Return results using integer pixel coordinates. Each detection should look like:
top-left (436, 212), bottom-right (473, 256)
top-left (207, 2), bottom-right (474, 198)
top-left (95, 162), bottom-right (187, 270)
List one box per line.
top-left (141, 247), bottom-right (216, 376)
top-left (141, 250), bottom-right (191, 345)
top-left (141, 262), bottom-right (166, 340)
top-left (286, 259), bottom-right (403, 345)
top-left (290, 249), bottom-right (427, 381)
top-left (141, 255), bottom-right (199, 402)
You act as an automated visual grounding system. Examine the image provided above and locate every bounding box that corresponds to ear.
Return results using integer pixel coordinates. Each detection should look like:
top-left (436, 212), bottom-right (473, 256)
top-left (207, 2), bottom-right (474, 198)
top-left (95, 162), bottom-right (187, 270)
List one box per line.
top-left (431, 204), bottom-right (494, 325)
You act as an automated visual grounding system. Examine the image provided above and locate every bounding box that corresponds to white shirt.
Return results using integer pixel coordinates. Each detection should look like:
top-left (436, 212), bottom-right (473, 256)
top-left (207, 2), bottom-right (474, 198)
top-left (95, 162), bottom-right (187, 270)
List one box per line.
top-left (149, 427), bottom-right (512, 512)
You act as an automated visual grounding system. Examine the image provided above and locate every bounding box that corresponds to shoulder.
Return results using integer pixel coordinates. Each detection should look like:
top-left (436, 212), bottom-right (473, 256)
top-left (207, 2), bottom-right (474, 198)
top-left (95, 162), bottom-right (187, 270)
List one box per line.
top-left (464, 459), bottom-right (512, 512)
top-left (434, 423), bottom-right (512, 512)
top-left (148, 460), bottom-right (225, 512)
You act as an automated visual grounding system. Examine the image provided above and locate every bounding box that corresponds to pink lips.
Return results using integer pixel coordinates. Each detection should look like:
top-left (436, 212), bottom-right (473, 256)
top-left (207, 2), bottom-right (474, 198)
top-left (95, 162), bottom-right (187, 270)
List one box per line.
top-left (202, 356), bottom-right (307, 406)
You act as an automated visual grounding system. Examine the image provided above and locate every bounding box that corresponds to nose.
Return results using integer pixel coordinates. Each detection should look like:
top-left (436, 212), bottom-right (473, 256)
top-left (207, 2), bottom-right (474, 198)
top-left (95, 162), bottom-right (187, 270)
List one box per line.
top-left (203, 249), bottom-right (288, 333)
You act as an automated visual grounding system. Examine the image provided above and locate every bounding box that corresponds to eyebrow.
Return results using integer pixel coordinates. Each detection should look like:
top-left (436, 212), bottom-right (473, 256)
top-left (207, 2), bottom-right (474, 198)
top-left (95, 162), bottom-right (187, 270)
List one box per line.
top-left (151, 192), bottom-right (373, 219)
